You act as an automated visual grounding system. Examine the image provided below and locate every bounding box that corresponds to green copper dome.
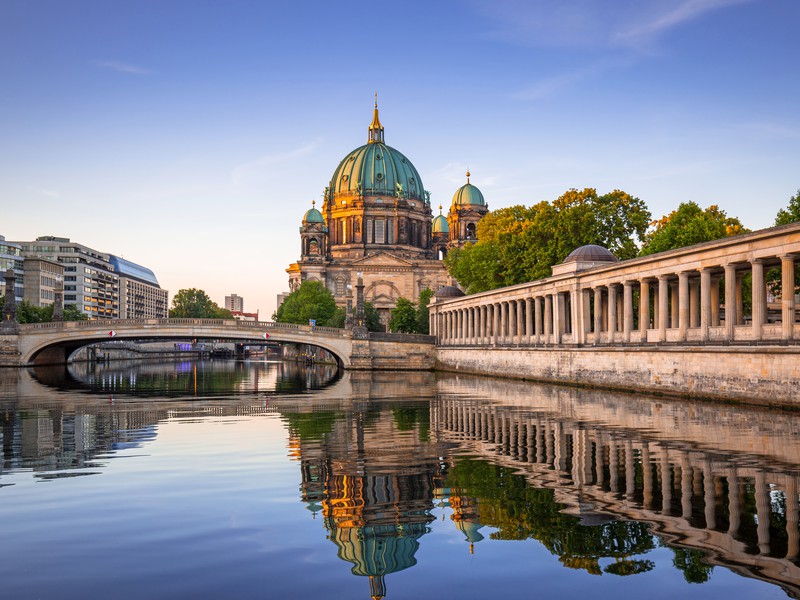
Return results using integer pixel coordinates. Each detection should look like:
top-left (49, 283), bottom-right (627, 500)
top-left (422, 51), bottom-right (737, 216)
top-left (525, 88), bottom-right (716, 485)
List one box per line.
top-left (303, 206), bottom-right (324, 223)
top-left (451, 171), bottom-right (485, 207)
top-left (328, 100), bottom-right (426, 203)
top-left (330, 142), bottom-right (425, 202)
top-left (432, 214), bottom-right (449, 233)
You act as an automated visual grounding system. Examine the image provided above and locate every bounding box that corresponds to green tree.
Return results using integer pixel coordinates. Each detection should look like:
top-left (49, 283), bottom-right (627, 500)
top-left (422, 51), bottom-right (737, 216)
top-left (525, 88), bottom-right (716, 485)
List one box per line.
top-left (169, 288), bottom-right (233, 319)
top-left (774, 189), bottom-right (800, 226)
top-left (364, 301), bottom-right (382, 332)
top-left (639, 202), bottom-right (747, 256)
top-left (1, 297), bottom-right (88, 322)
top-left (416, 288), bottom-right (433, 334)
top-left (388, 297), bottom-right (418, 333)
top-left (445, 188), bottom-right (650, 293)
top-left (274, 281), bottom-right (339, 327)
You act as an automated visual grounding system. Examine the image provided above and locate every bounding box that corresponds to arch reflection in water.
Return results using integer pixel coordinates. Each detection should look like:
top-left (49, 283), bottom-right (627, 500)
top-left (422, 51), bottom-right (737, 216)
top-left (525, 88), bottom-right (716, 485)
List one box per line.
top-left (31, 359), bottom-right (340, 397)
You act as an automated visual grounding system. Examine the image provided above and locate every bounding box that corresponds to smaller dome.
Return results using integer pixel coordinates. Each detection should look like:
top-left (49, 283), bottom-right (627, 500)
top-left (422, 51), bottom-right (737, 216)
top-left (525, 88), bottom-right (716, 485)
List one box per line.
top-left (435, 285), bottom-right (465, 298)
top-left (452, 171), bottom-right (485, 207)
top-left (563, 244), bottom-right (618, 263)
top-left (432, 214), bottom-right (449, 234)
top-left (303, 206), bottom-right (324, 224)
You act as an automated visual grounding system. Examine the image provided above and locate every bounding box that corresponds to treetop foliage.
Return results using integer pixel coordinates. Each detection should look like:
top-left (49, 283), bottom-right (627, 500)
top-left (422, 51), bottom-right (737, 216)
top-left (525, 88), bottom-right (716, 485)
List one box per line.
top-left (273, 281), bottom-right (338, 326)
top-left (445, 188), bottom-right (650, 294)
top-left (169, 288), bottom-right (233, 319)
top-left (775, 189), bottom-right (800, 226)
top-left (639, 201), bottom-right (747, 256)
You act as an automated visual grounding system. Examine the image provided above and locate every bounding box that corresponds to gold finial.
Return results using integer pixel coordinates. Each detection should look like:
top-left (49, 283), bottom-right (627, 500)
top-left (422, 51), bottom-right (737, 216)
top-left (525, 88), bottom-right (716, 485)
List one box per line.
top-left (311, 199), bottom-right (315, 207)
top-left (438, 204), bottom-right (443, 215)
top-left (368, 92), bottom-right (384, 143)
top-left (466, 169), bottom-right (471, 183)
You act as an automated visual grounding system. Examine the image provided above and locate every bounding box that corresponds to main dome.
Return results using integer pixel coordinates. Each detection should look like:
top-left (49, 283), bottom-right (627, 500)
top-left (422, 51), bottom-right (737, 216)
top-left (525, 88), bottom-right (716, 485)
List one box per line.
top-left (328, 100), bottom-right (426, 203)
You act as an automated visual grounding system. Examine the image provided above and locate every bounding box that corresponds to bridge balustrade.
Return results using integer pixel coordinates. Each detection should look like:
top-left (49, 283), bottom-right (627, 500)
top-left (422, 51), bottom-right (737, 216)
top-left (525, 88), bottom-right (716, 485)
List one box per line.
top-left (430, 223), bottom-right (800, 348)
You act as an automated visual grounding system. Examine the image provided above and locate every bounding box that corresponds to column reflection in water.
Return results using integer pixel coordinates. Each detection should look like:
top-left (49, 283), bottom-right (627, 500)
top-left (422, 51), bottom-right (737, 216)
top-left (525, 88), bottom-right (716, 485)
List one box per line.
top-left (4, 367), bottom-right (800, 598)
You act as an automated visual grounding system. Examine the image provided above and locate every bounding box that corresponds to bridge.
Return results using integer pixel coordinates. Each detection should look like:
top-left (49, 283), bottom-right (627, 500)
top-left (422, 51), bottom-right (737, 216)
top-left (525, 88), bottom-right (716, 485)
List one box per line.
top-left (0, 318), bottom-right (436, 370)
top-left (430, 222), bottom-right (800, 406)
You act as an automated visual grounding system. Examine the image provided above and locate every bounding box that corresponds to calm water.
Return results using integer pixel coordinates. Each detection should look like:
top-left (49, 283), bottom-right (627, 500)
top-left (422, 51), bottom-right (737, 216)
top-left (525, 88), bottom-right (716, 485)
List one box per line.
top-left (0, 359), bottom-right (798, 599)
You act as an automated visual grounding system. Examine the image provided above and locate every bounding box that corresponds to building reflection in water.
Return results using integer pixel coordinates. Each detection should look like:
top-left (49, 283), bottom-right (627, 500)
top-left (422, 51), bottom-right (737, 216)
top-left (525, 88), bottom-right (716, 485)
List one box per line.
top-left (3, 367), bottom-right (800, 597)
top-left (276, 372), bottom-right (800, 598)
top-left (279, 383), bottom-right (444, 599)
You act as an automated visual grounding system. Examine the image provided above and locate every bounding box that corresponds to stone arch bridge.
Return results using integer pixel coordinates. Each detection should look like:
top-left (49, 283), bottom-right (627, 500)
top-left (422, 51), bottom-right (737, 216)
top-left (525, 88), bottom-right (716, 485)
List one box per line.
top-left (1, 319), bottom-right (435, 370)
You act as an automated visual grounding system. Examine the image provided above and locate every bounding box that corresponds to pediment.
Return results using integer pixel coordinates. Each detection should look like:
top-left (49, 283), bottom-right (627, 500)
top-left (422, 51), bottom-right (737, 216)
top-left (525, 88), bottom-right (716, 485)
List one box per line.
top-left (350, 251), bottom-right (415, 268)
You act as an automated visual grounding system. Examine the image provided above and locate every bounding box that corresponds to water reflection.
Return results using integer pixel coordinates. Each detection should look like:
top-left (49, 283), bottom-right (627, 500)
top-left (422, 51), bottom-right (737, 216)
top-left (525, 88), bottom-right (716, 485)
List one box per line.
top-left (1, 366), bottom-right (799, 598)
top-left (31, 358), bottom-right (340, 396)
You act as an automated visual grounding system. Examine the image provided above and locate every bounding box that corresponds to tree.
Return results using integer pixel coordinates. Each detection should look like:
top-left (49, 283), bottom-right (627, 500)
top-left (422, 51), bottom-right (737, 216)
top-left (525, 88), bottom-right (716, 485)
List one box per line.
top-left (169, 288), bottom-right (233, 319)
top-left (0, 297), bottom-right (88, 322)
top-left (445, 188), bottom-right (650, 293)
top-left (273, 281), bottom-right (339, 327)
top-left (639, 202), bottom-right (747, 256)
top-left (364, 301), bottom-right (382, 332)
top-left (775, 189), bottom-right (800, 226)
top-left (416, 288), bottom-right (433, 334)
top-left (388, 297), bottom-right (418, 333)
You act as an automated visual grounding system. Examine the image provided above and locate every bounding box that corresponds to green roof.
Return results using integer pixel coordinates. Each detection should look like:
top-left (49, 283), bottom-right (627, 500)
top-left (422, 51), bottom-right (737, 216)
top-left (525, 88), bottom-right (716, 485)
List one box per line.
top-left (451, 182), bottom-right (485, 207)
top-left (303, 207), bottom-right (324, 223)
top-left (432, 214), bottom-right (449, 233)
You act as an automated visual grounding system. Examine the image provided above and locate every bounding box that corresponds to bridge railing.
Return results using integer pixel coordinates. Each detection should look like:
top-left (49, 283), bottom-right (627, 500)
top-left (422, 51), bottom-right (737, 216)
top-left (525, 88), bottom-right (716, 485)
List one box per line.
top-left (18, 318), bottom-right (352, 338)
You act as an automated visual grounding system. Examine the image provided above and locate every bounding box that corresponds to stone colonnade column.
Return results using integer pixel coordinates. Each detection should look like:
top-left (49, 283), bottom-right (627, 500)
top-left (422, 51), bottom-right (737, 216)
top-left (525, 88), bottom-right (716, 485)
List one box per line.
top-left (724, 263), bottom-right (737, 340)
top-left (608, 284), bottom-right (618, 342)
top-left (658, 275), bottom-right (669, 342)
top-left (594, 287), bottom-right (603, 344)
top-left (751, 259), bottom-right (765, 341)
top-left (639, 278), bottom-right (650, 342)
top-left (678, 271), bottom-right (690, 341)
top-left (782, 255), bottom-right (796, 340)
top-left (623, 281), bottom-right (633, 343)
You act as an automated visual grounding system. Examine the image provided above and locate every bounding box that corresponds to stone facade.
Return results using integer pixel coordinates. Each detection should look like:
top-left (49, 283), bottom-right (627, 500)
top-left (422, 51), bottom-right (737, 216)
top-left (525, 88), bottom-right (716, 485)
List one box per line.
top-left (287, 101), bottom-right (487, 326)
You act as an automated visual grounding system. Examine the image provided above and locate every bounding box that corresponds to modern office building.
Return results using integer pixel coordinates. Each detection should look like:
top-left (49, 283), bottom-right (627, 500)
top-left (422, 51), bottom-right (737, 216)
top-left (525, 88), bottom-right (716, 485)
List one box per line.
top-left (23, 258), bottom-right (64, 307)
top-left (109, 255), bottom-right (168, 319)
top-left (14, 237), bottom-right (119, 319)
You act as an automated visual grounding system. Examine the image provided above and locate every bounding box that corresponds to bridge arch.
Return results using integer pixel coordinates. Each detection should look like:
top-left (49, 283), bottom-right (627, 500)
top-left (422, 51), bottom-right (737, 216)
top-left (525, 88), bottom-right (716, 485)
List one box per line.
top-left (17, 319), bottom-right (354, 368)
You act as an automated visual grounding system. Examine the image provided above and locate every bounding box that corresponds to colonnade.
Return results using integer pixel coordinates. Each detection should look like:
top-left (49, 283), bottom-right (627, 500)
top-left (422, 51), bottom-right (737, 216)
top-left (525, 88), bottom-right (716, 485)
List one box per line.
top-left (432, 397), bottom-right (800, 569)
top-left (432, 234), bottom-right (799, 346)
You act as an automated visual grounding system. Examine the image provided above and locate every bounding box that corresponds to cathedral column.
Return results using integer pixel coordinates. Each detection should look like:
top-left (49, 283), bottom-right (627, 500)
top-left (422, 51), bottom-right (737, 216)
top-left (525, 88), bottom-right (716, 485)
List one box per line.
top-left (516, 299), bottom-right (524, 344)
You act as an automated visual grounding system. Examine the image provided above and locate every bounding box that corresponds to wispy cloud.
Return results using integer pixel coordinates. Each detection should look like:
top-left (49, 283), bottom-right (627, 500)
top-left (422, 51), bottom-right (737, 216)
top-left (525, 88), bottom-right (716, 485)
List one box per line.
top-left (472, 0), bottom-right (756, 51)
top-left (231, 140), bottom-right (323, 186)
top-left (93, 60), bottom-right (151, 75)
top-left (28, 186), bottom-right (60, 198)
top-left (614, 0), bottom-right (755, 47)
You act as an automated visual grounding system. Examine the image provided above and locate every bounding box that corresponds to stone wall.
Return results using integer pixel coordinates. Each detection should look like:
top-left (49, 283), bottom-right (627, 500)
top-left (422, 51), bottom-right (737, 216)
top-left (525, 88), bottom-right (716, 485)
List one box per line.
top-left (351, 338), bottom-right (436, 371)
top-left (436, 345), bottom-right (800, 407)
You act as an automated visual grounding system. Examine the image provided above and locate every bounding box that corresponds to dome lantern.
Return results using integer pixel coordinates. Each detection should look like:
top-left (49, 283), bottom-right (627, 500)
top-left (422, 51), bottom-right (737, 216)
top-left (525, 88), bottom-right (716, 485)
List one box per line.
top-left (368, 92), bottom-right (384, 144)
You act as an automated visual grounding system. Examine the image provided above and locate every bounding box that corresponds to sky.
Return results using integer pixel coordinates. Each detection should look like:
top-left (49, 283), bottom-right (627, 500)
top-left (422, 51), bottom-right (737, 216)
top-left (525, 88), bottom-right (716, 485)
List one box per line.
top-left (1, 0), bottom-right (798, 317)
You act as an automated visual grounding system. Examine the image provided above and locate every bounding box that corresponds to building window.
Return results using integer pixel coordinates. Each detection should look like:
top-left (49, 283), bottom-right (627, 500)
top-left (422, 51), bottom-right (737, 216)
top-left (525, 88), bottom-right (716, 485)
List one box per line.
top-left (374, 220), bottom-right (385, 244)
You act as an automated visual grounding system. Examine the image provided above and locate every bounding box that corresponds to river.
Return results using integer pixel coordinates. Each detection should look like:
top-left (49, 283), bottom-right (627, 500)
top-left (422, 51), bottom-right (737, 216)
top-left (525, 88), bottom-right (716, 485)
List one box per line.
top-left (0, 359), bottom-right (797, 599)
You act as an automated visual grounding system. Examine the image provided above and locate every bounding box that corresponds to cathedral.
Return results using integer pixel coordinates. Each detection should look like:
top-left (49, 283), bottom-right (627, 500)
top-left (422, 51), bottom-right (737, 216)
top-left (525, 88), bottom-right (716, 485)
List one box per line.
top-left (287, 99), bottom-right (489, 325)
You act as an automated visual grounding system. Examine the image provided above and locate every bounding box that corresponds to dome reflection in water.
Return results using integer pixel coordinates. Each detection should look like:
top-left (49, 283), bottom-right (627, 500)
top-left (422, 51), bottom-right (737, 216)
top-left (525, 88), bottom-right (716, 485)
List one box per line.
top-left (0, 366), bottom-right (798, 599)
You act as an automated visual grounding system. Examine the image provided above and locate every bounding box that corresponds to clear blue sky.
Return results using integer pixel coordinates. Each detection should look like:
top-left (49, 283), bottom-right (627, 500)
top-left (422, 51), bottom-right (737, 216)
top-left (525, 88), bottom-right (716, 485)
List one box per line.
top-left (2, 0), bottom-right (798, 316)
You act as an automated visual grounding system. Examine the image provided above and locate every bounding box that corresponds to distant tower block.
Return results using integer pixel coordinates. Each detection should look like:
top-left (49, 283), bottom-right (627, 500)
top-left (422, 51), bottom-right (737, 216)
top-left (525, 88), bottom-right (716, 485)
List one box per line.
top-left (225, 293), bottom-right (244, 312)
